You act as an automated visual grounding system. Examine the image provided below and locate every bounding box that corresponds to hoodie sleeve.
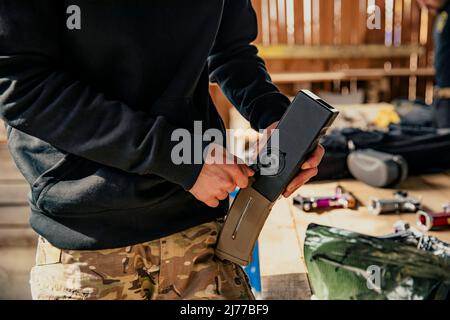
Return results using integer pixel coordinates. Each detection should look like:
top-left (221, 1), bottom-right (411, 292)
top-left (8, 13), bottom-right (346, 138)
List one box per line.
top-left (208, 0), bottom-right (291, 130)
top-left (0, 0), bottom-right (205, 191)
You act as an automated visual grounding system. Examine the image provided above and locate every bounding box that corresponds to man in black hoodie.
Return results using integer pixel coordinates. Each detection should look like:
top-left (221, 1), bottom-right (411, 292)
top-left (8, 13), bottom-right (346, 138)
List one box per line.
top-left (0, 1), bottom-right (323, 299)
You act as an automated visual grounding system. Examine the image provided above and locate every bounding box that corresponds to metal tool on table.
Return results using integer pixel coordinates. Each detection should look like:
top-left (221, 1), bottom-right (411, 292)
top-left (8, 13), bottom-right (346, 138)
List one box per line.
top-left (215, 90), bottom-right (339, 266)
top-left (416, 204), bottom-right (450, 231)
top-left (293, 185), bottom-right (357, 212)
top-left (368, 191), bottom-right (421, 215)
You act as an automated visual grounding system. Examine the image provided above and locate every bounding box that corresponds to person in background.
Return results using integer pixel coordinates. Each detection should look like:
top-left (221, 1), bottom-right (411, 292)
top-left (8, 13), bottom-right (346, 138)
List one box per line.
top-left (418, 0), bottom-right (450, 128)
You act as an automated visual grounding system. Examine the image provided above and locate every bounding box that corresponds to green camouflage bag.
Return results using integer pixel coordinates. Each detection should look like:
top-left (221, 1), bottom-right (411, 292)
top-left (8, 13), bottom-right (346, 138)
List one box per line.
top-left (304, 223), bottom-right (450, 300)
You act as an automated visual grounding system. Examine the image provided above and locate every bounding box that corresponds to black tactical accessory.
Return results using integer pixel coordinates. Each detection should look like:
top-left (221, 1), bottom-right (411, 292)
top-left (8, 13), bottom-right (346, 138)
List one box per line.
top-left (216, 90), bottom-right (339, 266)
top-left (315, 125), bottom-right (450, 182)
top-left (347, 149), bottom-right (408, 188)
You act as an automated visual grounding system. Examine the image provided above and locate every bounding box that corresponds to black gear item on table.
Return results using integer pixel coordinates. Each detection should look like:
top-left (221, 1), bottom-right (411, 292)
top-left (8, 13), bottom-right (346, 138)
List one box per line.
top-left (314, 126), bottom-right (450, 181)
top-left (347, 149), bottom-right (408, 188)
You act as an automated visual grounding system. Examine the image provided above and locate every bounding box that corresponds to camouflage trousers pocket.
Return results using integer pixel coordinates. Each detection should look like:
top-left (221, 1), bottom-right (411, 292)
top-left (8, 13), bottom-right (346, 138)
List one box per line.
top-left (30, 222), bottom-right (254, 300)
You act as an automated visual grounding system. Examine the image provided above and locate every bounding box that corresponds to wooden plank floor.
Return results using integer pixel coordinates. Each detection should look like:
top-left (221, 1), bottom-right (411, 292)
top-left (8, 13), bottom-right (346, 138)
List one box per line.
top-left (259, 198), bottom-right (312, 300)
top-left (227, 102), bottom-right (450, 299)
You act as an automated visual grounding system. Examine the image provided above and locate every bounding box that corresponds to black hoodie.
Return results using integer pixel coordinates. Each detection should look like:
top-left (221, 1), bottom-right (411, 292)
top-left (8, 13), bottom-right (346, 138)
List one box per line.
top-left (435, 0), bottom-right (450, 87)
top-left (0, 0), bottom-right (290, 249)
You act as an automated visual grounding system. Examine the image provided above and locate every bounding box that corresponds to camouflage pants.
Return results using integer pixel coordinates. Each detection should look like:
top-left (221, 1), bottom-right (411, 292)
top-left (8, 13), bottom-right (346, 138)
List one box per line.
top-left (30, 221), bottom-right (254, 300)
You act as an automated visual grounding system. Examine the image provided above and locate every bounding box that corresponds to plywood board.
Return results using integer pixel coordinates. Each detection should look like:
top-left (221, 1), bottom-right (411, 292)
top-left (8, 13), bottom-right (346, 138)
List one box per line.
top-left (258, 198), bottom-right (311, 299)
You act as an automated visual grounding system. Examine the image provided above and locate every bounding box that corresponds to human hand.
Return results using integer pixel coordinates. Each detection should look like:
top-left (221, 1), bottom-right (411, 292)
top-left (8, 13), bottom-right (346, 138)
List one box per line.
top-left (189, 143), bottom-right (254, 207)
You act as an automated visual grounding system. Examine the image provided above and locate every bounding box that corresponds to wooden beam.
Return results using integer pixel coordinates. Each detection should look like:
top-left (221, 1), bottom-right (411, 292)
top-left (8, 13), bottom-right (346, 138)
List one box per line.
top-left (257, 44), bottom-right (425, 59)
top-left (268, 67), bottom-right (435, 84)
top-left (319, 0), bottom-right (334, 45)
top-left (293, 0), bottom-right (304, 45)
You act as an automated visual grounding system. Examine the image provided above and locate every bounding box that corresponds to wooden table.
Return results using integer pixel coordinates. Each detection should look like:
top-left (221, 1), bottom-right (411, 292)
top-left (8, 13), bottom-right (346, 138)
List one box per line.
top-left (225, 102), bottom-right (450, 299)
top-left (258, 173), bottom-right (450, 300)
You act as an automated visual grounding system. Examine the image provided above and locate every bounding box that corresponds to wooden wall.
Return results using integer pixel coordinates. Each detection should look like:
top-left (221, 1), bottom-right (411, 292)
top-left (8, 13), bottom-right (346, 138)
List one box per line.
top-left (253, 0), bottom-right (435, 97)
top-left (253, 0), bottom-right (433, 54)
top-left (211, 0), bottom-right (437, 121)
